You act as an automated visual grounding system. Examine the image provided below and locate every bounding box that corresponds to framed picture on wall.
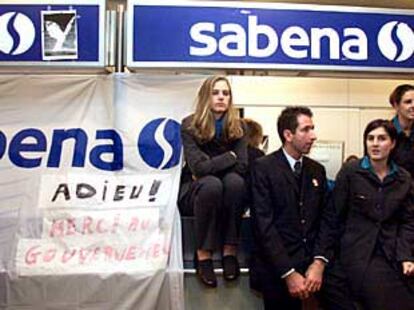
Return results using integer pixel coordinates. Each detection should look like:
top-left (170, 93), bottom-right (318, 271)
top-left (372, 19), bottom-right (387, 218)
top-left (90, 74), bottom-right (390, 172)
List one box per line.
top-left (309, 140), bottom-right (344, 180)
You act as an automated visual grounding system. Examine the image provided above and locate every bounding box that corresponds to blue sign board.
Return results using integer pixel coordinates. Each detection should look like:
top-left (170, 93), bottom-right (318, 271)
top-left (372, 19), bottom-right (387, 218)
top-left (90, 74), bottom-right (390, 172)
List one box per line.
top-left (127, 0), bottom-right (414, 72)
top-left (0, 0), bottom-right (105, 67)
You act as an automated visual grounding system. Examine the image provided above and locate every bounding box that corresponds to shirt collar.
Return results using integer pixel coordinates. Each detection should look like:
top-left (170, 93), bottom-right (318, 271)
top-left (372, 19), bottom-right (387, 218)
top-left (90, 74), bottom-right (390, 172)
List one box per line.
top-left (282, 147), bottom-right (303, 172)
top-left (392, 116), bottom-right (402, 133)
top-left (360, 155), bottom-right (398, 177)
top-left (392, 116), bottom-right (414, 140)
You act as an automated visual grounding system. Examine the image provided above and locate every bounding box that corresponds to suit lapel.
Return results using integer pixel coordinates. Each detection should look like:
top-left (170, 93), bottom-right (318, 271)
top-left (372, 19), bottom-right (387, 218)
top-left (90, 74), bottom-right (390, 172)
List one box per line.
top-left (275, 149), bottom-right (300, 196)
top-left (300, 157), bottom-right (324, 205)
top-left (300, 158), bottom-right (313, 203)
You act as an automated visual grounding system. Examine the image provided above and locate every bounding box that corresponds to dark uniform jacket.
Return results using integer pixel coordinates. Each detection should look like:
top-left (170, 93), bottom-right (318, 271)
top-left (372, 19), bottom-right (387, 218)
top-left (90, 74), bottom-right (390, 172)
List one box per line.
top-left (250, 149), bottom-right (334, 292)
top-left (244, 146), bottom-right (265, 208)
top-left (334, 158), bottom-right (414, 292)
top-left (393, 116), bottom-right (414, 178)
top-left (178, 114), bottom-right (248, 203)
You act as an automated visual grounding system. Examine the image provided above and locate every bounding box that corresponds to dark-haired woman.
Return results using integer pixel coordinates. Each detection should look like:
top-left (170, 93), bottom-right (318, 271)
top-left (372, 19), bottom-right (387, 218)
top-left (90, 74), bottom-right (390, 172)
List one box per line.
top-left (390, 84), bottom-right (414, 177)
top-left (333, 119), bottom-right (414, 310)
top-left (178, 76), bottom-right (247, 287)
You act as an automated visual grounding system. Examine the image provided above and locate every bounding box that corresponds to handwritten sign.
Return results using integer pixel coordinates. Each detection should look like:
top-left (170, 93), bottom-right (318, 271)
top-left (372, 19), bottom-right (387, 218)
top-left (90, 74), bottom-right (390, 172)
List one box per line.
top-left (16, 208), bottom-right (168, 275)
top-left (38, 173), bottom-right (172, 208)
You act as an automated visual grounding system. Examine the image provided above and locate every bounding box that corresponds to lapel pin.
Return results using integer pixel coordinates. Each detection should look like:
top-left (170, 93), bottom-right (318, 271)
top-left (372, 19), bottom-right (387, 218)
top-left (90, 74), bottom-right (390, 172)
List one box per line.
top-left (312, 178), bottom-right (319, 187)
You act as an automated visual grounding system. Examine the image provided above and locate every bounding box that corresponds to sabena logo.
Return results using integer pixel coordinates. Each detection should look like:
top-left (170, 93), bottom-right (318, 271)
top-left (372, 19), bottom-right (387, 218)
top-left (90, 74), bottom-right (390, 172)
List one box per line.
top-left (377, 21), bottom-right (414, 62)
top-left (0, 12), bottom-right (35, 55)
top-left (0, 118), bottom-right (182, 171)
top-left (189, 15), bottom-right (414, 62)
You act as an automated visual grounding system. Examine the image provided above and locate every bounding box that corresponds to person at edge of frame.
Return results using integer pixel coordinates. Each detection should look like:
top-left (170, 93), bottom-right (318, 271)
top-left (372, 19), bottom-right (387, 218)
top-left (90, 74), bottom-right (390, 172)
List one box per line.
top-left (389, 84), bottom-right (414, 178)
top-left (250, 106), bottom-right (355, 310)
top-left (333, 119), bottom-right (414, 310)
top-left (178, 76), bottom-right (247, 288)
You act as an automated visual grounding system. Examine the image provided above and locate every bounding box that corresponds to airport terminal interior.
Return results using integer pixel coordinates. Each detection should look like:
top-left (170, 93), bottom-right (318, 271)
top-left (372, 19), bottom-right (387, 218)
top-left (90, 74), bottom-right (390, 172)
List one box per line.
top-left (108, 2), bottom-right (414, 308)
top-left (0, 0), bottom-right (413, 309)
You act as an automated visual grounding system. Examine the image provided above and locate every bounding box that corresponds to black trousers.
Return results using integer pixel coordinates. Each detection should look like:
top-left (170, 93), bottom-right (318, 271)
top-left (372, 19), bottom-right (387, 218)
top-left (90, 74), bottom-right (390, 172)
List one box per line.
top-left (356, 255), bottom-right (414, 310)
top-left (263, 260), bottom-right (356, 310)
top-left (179, 172), bottom-right (246, 251)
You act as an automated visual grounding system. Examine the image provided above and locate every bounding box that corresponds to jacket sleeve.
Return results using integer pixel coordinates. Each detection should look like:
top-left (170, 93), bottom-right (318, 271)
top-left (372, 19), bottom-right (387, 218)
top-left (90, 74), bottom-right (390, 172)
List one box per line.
top-left (332, 165), bottom-right (351, 238)
top-left (396, 181), bottom-right (414, 262)
top-left (313, 168), bottom-right (337, 262)
top-left (251, 160), bottom-right (294, 277)
top-left (232, 133), bottom-right (248, 176)
top-left (181, 125), bottom-right (237, 178)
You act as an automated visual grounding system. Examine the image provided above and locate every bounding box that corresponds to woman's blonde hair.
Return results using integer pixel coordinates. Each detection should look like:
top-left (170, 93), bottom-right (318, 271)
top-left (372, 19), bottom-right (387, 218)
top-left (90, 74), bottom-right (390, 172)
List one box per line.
top-left (190, 76), bottom-right (243, 142)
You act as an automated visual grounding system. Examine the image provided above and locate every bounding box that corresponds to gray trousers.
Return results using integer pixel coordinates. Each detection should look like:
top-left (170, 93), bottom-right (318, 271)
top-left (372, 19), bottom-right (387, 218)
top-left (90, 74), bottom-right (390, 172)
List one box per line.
top-left (357, 254), bottom-right (414, 310)
top-left (179, 172), bottom-right (246, 251)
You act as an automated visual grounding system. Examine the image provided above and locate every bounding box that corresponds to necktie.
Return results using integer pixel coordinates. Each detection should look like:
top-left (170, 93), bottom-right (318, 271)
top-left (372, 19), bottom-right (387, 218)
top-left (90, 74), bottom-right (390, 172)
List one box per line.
top-left (294, 161), bottom-right (302, 178)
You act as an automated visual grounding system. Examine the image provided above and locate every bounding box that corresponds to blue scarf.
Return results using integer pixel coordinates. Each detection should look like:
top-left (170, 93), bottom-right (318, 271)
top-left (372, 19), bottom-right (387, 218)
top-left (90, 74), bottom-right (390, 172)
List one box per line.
top-left (215, 117), bottom-right (224, 139)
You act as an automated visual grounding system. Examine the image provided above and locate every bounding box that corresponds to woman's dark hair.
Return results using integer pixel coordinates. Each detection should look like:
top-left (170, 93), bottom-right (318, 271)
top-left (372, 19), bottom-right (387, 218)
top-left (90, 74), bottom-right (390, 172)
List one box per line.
top-left (389, 84), bottom-right (414, 107)
top-left (363, 119), bottom-right (398, 160)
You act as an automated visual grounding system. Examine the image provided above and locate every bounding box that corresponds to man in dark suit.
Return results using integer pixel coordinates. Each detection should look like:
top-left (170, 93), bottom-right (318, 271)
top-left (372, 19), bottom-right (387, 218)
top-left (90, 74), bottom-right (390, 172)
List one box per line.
top-left (250, 106), bottom-right (354, 310)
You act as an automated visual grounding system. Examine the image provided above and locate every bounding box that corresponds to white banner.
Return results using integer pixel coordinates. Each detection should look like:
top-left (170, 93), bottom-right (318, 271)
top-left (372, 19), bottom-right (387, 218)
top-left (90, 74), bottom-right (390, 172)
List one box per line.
top-left (0, 74), bottom-right (205, 310)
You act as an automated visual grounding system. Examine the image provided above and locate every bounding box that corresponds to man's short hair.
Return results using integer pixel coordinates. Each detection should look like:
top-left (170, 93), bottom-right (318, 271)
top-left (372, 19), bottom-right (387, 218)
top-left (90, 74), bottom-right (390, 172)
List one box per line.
top-left (277, 106), bottom-right (313, 144)
top-left (389, 84), bottom-right (414, 107)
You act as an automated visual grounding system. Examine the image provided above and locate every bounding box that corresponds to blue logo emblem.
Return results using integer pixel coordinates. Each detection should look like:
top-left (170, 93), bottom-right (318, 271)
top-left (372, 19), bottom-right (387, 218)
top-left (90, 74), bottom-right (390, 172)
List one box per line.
top-left (377, 21), bottom-right (414, 62)
top-left (0, 12), bottom-right (35, 55)
top-left (137, 118), bottom-right (182, 169)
